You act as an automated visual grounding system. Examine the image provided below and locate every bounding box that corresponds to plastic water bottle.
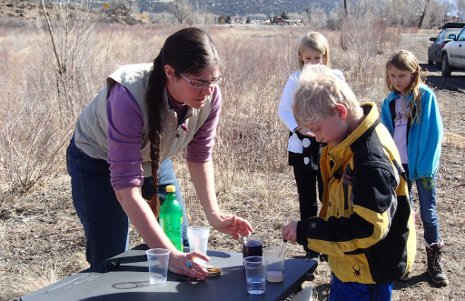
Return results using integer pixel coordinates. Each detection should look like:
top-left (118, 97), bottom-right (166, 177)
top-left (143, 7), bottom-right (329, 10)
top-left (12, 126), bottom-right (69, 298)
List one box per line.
top-left (159, 185), bottom-right (183, 251)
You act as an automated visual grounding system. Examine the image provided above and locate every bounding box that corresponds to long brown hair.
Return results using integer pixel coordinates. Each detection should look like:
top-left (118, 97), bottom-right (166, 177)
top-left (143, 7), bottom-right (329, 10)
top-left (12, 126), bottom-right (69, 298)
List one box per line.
top-left (385, 50), bottom-right (423, 123)
top-left (146, 27), bottom-right (220, 217)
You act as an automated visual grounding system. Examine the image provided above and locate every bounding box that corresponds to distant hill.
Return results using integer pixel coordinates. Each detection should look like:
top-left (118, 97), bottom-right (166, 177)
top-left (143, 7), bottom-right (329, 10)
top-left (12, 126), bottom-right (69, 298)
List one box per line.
top-left (139, 0), bottom-right (338, 16)
top-left (0, 0), bottom-right (337, 23)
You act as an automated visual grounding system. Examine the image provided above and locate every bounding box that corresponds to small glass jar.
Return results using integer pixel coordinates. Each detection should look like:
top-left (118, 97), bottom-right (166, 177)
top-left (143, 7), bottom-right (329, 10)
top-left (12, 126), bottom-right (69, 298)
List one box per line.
top-left (242, 235), bottom-right (263, 257)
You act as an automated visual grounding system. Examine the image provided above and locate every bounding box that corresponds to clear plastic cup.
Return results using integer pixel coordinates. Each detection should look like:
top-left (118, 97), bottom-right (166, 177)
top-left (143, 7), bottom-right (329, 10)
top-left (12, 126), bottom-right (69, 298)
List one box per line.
top-left (243, 256), bottom-right (266, 295)
top-left (187, 226), bottom-right (210, 265)
top-left (264, 244), bottom-right (286, 282)
top-left (145, 248), bottom-right (171, 285)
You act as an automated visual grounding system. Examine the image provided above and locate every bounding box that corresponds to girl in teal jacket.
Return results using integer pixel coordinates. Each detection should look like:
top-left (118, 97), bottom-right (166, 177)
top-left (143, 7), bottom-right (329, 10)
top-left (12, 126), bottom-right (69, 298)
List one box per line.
top-left (380, 50), bottom-right (447, 286)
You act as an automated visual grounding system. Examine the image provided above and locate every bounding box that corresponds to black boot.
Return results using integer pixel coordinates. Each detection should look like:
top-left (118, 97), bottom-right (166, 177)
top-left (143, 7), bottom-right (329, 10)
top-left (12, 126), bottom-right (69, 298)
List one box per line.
top-left (426, 241), bottom-right (449, 286)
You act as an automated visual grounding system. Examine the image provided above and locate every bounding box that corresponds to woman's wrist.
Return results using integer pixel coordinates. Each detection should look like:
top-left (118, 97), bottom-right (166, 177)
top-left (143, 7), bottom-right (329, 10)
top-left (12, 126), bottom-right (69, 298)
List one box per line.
top-left (207, 211), bottom-right (223, 226)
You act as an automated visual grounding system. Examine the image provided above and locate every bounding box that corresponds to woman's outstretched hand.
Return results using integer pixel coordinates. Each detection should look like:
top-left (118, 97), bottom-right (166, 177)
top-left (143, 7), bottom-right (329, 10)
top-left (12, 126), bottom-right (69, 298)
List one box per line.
top-left (168, 251), bottom-right (210, 280)
top-left (209, 212), bottom-right (254, 239)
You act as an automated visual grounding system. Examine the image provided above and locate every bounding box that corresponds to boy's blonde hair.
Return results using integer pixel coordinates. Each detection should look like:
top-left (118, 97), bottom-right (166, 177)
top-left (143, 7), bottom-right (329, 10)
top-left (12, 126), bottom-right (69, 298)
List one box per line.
top-left (385, 49), bottom-right (423, 122)
top-left (298, 31), bottom-right (331, 69)
top-left (293, 65), bottom-right (358, 127)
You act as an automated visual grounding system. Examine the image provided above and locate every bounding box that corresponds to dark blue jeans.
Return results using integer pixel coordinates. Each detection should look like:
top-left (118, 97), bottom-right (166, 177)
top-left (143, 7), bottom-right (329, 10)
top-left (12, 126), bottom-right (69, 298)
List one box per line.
top-left (329, 275), bottom-right (392, 301)
top-left (403, 164), bottom-right (441, 245)
top-left (66, 137), bottom-right (187, 269)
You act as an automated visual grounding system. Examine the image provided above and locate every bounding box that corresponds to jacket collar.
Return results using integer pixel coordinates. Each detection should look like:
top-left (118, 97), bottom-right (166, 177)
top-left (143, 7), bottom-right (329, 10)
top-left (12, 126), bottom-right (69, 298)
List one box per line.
top-left (327, 102), bottom-right (379, 176)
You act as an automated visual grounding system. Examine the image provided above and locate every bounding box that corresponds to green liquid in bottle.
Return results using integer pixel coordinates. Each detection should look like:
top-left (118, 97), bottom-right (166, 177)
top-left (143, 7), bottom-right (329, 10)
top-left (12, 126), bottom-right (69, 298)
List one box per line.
top-left (159, 185), bottom-right (183, 251)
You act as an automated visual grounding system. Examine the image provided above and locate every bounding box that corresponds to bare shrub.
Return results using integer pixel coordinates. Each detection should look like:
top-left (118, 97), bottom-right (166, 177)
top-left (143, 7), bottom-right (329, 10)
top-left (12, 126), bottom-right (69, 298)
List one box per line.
top-left (339, 16), bottom-right (401, 96)
top-left (213, 29), bottom-right (295, 173)
top-left (0, 2), bottom-right (100, 193)
top-left (0, 96), bottom-right (70, 193)
top-left (0, 33), bottom-right (69, 192)
top-left (37, 0), bottom-right (98, 124)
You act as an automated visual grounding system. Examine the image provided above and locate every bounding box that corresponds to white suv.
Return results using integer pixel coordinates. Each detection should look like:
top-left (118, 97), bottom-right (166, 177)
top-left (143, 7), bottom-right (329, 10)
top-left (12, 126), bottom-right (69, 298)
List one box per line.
top-left (441, 26), bottom-right (465, 77)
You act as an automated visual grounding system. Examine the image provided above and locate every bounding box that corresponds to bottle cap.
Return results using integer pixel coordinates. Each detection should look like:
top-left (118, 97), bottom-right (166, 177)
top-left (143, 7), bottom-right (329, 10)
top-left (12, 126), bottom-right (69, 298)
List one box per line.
top-left (166, 185), bottom-right (176, 193)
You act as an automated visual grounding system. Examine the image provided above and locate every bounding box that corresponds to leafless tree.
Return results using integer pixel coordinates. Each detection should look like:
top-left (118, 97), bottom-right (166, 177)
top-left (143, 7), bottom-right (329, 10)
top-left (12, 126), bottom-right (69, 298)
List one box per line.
top-left (423, 1), bottom-right (450, 28)
top-left (170, 0), bottom-right (193, 24)
top-left (458, 0), bottom-right (465, 21)
top-left (305, 4), bottom-right (327, 29)
top-left (417, 0), bottom-right (430, 28)
top-left (391, 0), bottom-right (410, 27)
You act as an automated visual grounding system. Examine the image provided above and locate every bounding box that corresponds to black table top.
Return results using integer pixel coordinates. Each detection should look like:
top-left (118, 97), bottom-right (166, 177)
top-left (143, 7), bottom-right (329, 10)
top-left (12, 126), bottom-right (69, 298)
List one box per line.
top-left (20, 245), bottom-right (316, 301)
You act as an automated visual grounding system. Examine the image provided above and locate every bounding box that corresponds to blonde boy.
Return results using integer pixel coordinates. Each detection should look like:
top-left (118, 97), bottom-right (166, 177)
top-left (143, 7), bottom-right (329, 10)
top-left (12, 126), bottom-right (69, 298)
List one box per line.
top-left (282, 65), bottom-right (416, 301)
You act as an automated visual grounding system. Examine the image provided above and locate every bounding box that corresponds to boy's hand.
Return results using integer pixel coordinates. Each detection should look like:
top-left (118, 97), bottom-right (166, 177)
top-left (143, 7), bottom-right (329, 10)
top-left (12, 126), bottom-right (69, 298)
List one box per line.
top-left (282, 221), bottom-right (298, 242)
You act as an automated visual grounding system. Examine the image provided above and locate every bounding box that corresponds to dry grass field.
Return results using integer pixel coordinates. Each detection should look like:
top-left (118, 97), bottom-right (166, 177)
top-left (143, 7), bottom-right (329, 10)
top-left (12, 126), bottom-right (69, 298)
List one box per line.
top-left (0, 12), bottom-right (464, 301)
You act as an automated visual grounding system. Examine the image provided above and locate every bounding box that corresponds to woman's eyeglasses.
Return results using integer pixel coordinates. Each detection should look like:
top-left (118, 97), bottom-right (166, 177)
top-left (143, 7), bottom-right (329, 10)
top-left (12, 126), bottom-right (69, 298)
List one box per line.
top-left (180, 73), bottom-right (224, 89)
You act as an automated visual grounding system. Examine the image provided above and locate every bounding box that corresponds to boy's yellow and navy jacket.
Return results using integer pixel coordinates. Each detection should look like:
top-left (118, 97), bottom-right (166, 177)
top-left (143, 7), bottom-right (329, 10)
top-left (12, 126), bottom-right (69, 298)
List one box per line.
top-left (296, 102), bottom-right (416, 284)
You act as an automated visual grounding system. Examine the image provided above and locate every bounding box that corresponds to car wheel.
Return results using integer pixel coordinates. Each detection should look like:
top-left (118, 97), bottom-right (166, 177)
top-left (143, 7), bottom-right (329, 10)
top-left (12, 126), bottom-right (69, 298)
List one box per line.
top-left (434, 54), bottom-right (441, 68)
top-left (442, 54), bottom-right (452, 77)
top-left (427, 49), bottom-right (434, 65)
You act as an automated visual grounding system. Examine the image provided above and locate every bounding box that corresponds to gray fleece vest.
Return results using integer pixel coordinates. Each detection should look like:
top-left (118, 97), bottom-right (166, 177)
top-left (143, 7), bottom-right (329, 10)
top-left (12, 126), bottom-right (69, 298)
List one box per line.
top-left (74, 63), bottom-right (212, 176)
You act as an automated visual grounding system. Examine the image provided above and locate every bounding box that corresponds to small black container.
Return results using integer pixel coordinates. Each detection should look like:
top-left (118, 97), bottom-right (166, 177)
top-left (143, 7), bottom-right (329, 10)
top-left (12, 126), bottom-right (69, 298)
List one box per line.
top-left (242, 236), bottom-right (263, 257)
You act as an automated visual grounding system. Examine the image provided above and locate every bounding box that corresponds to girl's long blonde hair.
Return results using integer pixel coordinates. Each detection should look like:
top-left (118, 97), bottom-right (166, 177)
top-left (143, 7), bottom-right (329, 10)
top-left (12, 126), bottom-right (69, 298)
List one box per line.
top-left (385, 50), bottom-right (423, 123)
top-left (298, 31), bottom-right (331, 69)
